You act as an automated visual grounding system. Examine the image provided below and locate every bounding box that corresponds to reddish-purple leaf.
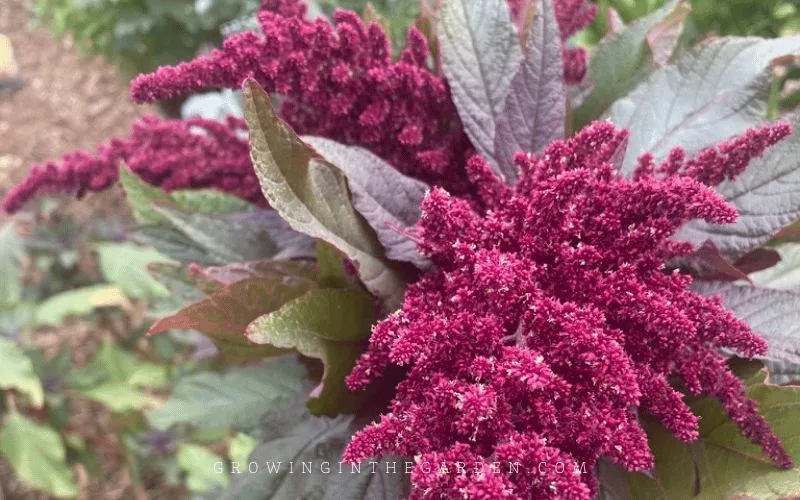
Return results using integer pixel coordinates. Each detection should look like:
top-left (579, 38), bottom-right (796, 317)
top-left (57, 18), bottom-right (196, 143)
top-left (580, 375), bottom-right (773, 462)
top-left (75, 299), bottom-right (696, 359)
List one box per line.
top-left (148, 261), bottom-right (318, 361)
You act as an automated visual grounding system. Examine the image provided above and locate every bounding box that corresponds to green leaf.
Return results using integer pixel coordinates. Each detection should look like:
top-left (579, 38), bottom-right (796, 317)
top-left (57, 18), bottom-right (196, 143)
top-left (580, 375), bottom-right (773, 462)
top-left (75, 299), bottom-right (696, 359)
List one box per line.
top-left (94, 340), bottom-right (140, 383)
top-left (315, 240), bottom-right (351, 289)
top-left (246, 288), bottom-right (376, 416)
top-left (151, 203), bottom-right (313, 263)
top-left (677, 118), bottom-right (800, 259)
top-left (147, 260), bottom-right (318, 361)
top-left (122, 166), bottom-right (314, 264)
top-left (303, 137), bottom-right (430, 269)
top-left (692, 282), bottom-right (800, 365)
top-left (66, 340), bottom-right (142, 391)
top-left (0, 413), bottom-right (78, 498)
top-left (494, 0), bottom-right (565, 183)
top-left (34, 285), bottom-right (130, 326)
top-left (177, 443), bottom-right (229, 493)
top-left (147, 356), bottom-right (305, 431)
top-left (170, 189), bottom-right (255, 214)
top-left (0, 337), bottom-right (44, 407)
top-left (222, 406), bottom-right (409, 500)
top-left (128, 362), bottom-right (170, 388)
top-left (0, 223), bottom-right (24, 308)
top-left (628, 362), bottom-right (800, 498)
top-left (243, 80), bottom-right (406, 310)
top-left (133, 224), bottom-right (220, 266)
top-left (573, 0), bottom-right (690, 128)
top-left (610, 36), bottom-right (800, 174)
top-left (96, 242), bottom-right (172, 299)
top-left (119, 166), bottom-right (172, 225)
top-left (228, 432), bottom-right (257, 465)
top-left (438, 0), bottom-right (521, 167)
top-left (80, 382), bottom-right (156, 412)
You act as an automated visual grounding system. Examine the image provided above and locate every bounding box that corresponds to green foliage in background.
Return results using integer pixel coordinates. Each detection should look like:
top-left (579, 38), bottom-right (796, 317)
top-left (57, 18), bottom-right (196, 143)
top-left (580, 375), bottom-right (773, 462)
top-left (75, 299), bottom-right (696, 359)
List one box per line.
top-left (0, 204), bottom-right (254, 497)
top-left (583, 0), bottom-right (800, 44)
top-left (30, 0), bottom-right (260, 76)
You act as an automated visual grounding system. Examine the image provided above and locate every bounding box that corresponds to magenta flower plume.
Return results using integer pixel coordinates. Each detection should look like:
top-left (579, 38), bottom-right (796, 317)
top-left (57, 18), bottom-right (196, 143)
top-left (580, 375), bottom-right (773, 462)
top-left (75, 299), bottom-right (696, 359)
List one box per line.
top-left (344, 122), bottom-right (793, 499)
top-left (2, 116), bottom-right (259, 213)
top-left (634, 122), bottom-right (792, 186)
top-left (130, 0), bottom-right (472, 190)
top-left (508, 0), bottom-right (596, 83)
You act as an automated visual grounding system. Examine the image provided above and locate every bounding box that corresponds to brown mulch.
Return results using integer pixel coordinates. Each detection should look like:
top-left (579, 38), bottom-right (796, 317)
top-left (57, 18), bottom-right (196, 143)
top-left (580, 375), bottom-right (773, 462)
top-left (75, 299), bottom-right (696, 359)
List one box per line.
top-left (0, 1), bottom-right (181, 499)
top-left (0, 0), bottom-right (152, 221)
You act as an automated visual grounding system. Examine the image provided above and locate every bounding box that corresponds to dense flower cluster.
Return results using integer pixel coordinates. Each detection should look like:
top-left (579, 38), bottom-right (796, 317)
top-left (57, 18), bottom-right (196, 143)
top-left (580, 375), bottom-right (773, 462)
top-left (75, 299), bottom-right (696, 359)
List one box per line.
top-left (634, 123), bottom-right (792, 186)
top-left (131, 0), bottom-right (472, 190)
top-left (3, 0), bottom-right (596, 212)
top-left (344, 122), bottom-right (793, 499)
top-left (508, 0), bottom-right (596, 83)
top-left (1, 116), bottom-right (258, 213)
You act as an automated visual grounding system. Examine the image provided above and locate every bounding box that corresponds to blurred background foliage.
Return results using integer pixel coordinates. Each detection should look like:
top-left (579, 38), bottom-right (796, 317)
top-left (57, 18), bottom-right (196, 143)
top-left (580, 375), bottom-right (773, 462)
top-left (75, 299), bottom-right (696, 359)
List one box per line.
top-left (583, 0), bottom-right (800, 43)
top-left (30, 0), bottom-right (261, 76)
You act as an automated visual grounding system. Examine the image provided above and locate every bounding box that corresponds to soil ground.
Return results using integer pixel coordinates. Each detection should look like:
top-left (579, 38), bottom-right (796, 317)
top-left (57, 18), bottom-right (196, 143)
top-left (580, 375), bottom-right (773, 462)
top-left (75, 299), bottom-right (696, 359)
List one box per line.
top-left (0, 1), bottom-right (178, 498)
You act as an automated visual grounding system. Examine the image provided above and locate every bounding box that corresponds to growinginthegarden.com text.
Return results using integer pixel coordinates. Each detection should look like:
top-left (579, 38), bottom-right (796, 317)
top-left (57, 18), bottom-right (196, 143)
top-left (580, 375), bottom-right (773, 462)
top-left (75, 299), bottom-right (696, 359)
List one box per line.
top-left (212, 461), bottom-right (589, 475)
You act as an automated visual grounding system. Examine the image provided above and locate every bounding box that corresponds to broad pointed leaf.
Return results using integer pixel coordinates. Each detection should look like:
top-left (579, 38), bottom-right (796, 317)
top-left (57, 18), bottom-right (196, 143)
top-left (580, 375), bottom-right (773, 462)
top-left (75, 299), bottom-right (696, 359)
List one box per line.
top-left (303, 137), bottom-right (429, 268)
top-left (573, 1), bottom-right (689, 128)
top-left (438, 0), bottom-right (521, 167)
top-left (494, 0), bottom-right (565, 183)
top-left (151, 203), bottom-right (314, 263)
top-left (628, 361), bottom-right (800, 498)
top-left (147, 356), bottom-right (305, 431)
top-left (678, 119), bottom-right (800, 259)
top-left (148, 260), bottom-right (318, 361)
top-left (610, 36), bottom-right (800, 174)
top-left (246, 288), bottom-right (375, 416)
top-left (243, 80), bottom-right (405, 310)
top-left (133, 224), bottom-right (219, 266)
top-left (0, 413), bottom-right (78, 498)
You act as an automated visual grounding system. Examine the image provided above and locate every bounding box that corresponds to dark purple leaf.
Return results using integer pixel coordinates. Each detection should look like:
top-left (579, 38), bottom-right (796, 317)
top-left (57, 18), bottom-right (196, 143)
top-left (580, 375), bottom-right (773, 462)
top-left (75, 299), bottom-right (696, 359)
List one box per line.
top-left (494, 0), bottom-right (566, 184)
top-left (676, 240), bottom-right (751, 282)
top-left (303, 137), bottom-right (431, 269)
top-left (734, 248), bottom-right (781, 275)
top-left (438, 0), bottom-right (521, 167)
